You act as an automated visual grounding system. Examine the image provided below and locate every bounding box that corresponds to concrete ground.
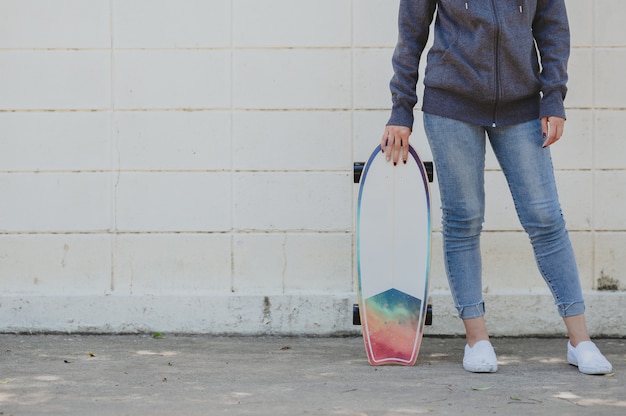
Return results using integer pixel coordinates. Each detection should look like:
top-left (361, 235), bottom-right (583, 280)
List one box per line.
top-left (0, 335), bottom-right (624, 416)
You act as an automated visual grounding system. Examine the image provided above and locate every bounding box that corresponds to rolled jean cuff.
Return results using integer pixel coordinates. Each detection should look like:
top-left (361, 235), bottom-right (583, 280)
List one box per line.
top-left (457, 301), bottom-right (486, 320)
top-left (557, 301), bottom-right (585, 318)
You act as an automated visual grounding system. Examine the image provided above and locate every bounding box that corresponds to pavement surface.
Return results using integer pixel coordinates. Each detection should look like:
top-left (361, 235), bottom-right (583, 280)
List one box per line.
top-left (0, 335), bottom-right (624, 416)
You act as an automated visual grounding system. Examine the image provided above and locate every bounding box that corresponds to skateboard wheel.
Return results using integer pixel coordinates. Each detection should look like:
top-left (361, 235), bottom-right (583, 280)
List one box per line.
top-left (354, 163), bottom-right (365, 184)
top-left (424, 161), bottom-right (434, 183)
top-left (425, 304), bottom-right (433, 326)
top-left (353, 304), bottom-right (361, 325)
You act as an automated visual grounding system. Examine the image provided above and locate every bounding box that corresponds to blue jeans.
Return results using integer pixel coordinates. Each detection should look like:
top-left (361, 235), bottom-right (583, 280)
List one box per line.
top-left (423, 113), bottom-right (585, 319)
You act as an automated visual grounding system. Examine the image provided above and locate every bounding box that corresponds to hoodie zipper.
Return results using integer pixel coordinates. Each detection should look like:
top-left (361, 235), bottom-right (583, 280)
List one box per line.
top-left (467, 1), bottom-right (524, 126)
top-left (490, 0), bottom-right (501, 127)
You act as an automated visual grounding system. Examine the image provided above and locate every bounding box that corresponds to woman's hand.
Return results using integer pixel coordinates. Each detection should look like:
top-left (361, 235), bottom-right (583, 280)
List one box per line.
top-left (541, 116), bottom-right (565, 148)
top-left (381, 125), bottom-right (412, 165)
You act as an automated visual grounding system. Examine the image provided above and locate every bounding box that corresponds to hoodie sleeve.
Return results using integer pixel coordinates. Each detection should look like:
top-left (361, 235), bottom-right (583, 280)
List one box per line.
top-left (387, 0), bottom-right (437, 129)
top-left (533, 0), bottom-right (570, 120)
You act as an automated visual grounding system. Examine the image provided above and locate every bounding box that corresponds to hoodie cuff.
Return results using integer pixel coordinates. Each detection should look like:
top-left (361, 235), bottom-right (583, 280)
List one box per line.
top-left (539, 91), bottom-right (567, 120)
top-left (387, 105), bottom-right (415, 130)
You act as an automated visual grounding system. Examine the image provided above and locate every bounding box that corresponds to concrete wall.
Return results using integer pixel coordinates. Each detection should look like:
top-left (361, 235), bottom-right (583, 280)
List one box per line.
top-left (1, 0), bottom-right (624, 336)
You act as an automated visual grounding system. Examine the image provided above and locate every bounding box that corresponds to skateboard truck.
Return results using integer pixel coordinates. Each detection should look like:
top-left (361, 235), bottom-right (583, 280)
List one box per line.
top-left (425, 304), bottom-right (433, 326)
top-left (353, 159), bottom-right (434, 326)
top-left (354, 161), bottom-right (434, 184)
top-left (353, 303), bottom-right (433, 326)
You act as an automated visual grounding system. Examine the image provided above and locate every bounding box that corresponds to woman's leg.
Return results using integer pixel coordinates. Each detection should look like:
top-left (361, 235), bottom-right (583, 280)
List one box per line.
top-left (463, 317), bottom-right (490, 346)
top-left (563, 314), bottom-right (591, 346)
top-left (423, 114), bottom-right (490, 346)
top-left (487, 119), bottom-right (586, 319)
top-left (487, 119), bottom-right (611, 374)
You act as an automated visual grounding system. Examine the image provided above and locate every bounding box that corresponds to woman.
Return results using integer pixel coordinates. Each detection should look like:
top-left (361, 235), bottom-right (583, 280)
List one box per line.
top-left (382, 0), bottom-right (612, 374)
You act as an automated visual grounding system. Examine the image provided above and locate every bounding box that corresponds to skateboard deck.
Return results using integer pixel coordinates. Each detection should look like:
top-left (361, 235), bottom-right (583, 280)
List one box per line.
top-left (355, 145), bottom-right (431, 366)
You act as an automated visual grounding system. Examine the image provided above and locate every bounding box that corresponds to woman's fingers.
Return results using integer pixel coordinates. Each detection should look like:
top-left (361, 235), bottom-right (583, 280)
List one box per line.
top-left (382, 126), bottom-right (411, 164)
top-left (542, 116), bottom-right (565, 148)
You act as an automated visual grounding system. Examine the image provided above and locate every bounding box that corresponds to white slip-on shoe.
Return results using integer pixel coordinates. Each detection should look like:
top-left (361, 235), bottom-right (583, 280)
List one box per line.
top-left (567, 341), bottom-right (613, 375)
top-left (463, 340), bottom-right (498, 373)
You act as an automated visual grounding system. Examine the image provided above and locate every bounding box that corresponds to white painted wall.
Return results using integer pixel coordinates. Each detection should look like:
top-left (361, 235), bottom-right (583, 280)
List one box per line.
top-left (0, 0), bottom-right (624, 336)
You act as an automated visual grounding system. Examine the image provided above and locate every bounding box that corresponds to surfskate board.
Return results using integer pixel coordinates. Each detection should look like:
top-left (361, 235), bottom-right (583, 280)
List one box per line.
top-left (354, 145), bottom-right (432, 366)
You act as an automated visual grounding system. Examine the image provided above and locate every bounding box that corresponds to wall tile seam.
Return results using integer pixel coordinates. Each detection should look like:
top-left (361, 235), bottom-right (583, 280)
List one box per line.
top-left (0, 231), bottom-right (235, 235)
top-left (0, 47), bottom-right (392, 51)
top-left (56, 235), bottom-right (350, 249)
top-left (112, 230), bottom-right (351, 234)
top-left (1, 166), bottom-right (620, 176)
top-left (233, 169), bottom-right (352, 172)
top-left (231, 230), bottom-right (353, 234)
top-left (228, 0), bottom-right (236, 296)
top-left (483, 168), bottom-right (626, 172)
top-left (232, 230), bottom-right (352, 234)
top-left (591, 168), bottom-right (626, 172)
top-left (565, 106), bottom-right (626, 110)
top-left (232, 170), bottom-right (352, 174)
top-left (232, 46), bottom-right (386, 51)
top-left (0, 170), bottom-right (234, 174)
top-left (571, 46), bottom-right (626, 49)
top-left (0, 230), bottom-right (355, 235)
top-left (0, 232), bottom-right (113, 236)
top-left (226, 291), bottom-right (356, 298)
top-left (0, 109), bottom-right (230, 112)
top-left (589, 46), bottom-right (626, 50)
top-left (461, 230), bottom-right (615, 233)
top-left (0, 233), bottom-right (355, 239)
top-left (0, 107), bottom-right (398, 112)
top-left (0, 108), bottom-right (371, 112)
top-left (0, 48), bottom-right (114, 51)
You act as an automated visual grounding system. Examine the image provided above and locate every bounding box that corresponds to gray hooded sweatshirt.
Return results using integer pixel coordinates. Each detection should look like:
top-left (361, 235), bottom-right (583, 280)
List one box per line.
top-left (388, 0), bottom-right (570, 128)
